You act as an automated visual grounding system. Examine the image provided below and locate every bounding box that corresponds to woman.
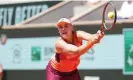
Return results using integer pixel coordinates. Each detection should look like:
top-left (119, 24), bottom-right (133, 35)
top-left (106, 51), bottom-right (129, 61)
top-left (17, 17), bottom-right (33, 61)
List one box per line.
top-left (46, 18), bottom-right (104, 80)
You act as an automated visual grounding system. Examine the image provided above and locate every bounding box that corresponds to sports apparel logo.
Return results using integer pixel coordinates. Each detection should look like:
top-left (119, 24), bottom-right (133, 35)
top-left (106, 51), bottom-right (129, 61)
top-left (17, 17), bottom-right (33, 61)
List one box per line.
top-left (12, 44), bottom-right (22, 64)
top-left (127, 45), bottom-right (133, 67)
top-left (31, 46), bottom-right (41, 61)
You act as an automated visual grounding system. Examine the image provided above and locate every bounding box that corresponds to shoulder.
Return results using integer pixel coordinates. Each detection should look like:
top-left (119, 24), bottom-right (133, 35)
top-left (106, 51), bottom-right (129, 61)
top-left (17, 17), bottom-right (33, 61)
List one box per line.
top-left (55, 37), bottom-right (65, 53)
top-left (55, 37), bottom-right (64, 45)
top-left (55, 37), bottom-right (66, 48)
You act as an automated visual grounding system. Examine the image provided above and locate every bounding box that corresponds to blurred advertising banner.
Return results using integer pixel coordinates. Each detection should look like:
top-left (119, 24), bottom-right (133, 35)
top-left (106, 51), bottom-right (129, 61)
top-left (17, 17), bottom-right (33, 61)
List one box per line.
top-left (84, 76), bottom-right (100, 80)
top-left (0, 1), bottom-right (60, 26)
top-left (0, 35), bottom-right (124, 70)
top-left (79, 35), bottom-right (124, 69)
top-left (123, 28), bottom-right (133, 75)
top-left (0, 37), bottom-right (56, 70)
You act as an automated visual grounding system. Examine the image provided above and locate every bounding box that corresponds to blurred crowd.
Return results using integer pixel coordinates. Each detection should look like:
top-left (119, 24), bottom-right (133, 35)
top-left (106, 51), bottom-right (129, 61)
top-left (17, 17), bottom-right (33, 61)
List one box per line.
top-left (117, 1), bottom-right (133, 19)
top-left (87, 0), bottom-right (133, 19)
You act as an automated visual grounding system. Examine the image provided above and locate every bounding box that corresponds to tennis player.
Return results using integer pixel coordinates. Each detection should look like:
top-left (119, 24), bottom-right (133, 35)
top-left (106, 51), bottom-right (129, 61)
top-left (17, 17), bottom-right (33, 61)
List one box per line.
top-left (0, 65), bottom-right (3, 80)
top-left (46, 18), bottom-right (104, 80)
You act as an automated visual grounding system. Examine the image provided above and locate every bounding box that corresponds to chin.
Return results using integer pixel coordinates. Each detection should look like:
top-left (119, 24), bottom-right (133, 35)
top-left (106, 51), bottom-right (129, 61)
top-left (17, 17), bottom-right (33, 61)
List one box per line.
top-left (61, 35), bottom-right (68, 39)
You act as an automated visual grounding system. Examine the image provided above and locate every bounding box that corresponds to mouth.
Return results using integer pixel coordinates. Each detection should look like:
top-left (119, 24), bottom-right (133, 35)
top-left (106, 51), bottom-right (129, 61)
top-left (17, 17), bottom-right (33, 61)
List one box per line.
top-left (62, 32), bottom-right (67, 35)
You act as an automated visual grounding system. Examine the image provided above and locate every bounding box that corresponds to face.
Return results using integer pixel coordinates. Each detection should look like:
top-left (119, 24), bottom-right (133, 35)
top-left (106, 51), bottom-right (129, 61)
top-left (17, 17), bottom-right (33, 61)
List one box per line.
top-left (0, 35), bottom-right (7, 45)
top-left (57, 23), bottom-right (73, 40)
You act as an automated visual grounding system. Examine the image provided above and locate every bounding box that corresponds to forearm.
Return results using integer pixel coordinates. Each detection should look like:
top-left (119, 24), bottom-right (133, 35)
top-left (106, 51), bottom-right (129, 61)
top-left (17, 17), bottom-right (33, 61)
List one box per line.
top-left (84, 34), bottom-right (94, 41)
top-left (65, 40), bottom-right (94, 55)
top-left (66, 40), bottom-right (94, 59)
top-left (82, 33), bottom-right (95, 41)
top-left (62, 40), bottom-right (94, 54)
top-left (77, 30), bottom-right (95, 41)
top-left (76, 40), bottom-right (94, 55)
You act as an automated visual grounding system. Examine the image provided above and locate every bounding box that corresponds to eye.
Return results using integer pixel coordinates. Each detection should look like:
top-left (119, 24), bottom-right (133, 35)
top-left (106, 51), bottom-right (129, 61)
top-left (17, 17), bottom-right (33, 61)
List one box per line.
top-left (64, 24), bottom-right (68, 28)
top-left (59, 26), bottom-right (63, 29)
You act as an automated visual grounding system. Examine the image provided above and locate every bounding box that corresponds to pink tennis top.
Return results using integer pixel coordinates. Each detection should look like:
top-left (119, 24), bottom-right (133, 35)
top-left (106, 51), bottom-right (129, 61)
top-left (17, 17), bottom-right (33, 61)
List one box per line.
top-left (50, 32), bottom-right (82, 72)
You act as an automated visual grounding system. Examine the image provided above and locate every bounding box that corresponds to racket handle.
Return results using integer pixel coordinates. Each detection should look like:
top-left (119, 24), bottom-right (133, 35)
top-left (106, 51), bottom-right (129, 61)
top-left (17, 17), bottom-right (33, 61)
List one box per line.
top-left (100, 24), bottom-right (104, 32)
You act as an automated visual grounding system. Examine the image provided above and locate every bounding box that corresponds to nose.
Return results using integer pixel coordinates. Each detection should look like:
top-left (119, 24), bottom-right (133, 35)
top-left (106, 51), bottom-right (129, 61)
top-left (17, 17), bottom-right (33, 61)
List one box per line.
top-left (62, 27), bottom-right (65, 30)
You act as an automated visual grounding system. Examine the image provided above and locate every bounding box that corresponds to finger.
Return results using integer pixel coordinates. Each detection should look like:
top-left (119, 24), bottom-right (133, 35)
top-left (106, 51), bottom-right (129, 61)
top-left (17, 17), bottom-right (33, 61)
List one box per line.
top-left (97, 30), bottom-right (101, 34)
top-left (98, 31), bottom-right (104, 38)
top-left (95, 35), bottom-right (101, 43)
top-left (95, 35), bottom-right (99, 40)
top-left (97, 30), bottom-right (103, 37)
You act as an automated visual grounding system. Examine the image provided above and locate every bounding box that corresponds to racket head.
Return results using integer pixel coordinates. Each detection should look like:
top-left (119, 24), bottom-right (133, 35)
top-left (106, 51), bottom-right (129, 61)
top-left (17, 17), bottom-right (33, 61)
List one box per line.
top-left (101, 2), bottom-right (117, 31)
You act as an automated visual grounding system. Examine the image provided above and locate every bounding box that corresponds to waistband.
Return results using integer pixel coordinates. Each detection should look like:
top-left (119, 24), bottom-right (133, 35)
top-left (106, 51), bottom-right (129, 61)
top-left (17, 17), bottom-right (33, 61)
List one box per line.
top-left (46, 61), bottom-right (78, 76)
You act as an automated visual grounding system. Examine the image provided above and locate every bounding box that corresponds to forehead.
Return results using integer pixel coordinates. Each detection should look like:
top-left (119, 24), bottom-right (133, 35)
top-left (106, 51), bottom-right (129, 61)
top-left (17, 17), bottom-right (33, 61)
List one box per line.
top-left (58, 22), bottom-right (72, 27)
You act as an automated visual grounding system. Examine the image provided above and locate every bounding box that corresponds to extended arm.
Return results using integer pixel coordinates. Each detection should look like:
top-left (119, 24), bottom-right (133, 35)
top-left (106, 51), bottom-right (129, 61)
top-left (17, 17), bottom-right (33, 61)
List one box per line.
top-left (55, 30), bottom-right (104, 58)
top-left (77, 30), bottom-right (104, 42)
top-left (56, 39), bottom-right (94, 56)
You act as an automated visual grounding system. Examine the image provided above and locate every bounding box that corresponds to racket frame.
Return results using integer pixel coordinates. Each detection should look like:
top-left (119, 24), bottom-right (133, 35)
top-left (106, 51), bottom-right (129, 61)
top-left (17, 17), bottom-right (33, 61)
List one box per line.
top-left (101, 2), bottom-right (117, 31)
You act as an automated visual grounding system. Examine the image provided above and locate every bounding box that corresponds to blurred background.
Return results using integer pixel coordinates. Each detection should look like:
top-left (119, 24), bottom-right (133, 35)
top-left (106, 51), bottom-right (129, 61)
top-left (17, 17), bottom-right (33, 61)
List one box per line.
top-left (0, 0), bottom-right (133, 80)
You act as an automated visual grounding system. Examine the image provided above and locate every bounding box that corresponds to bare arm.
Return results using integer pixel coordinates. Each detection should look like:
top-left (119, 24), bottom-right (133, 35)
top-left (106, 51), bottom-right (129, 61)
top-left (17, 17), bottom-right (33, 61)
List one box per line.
top-left (77, 30), bottom-right (104, 42)
top-left (56, 30), bottom-right (104, 57)
top-left (56, 38), bottom-right (95, 56)
top-left (76, 30), bottom-right (95, 41)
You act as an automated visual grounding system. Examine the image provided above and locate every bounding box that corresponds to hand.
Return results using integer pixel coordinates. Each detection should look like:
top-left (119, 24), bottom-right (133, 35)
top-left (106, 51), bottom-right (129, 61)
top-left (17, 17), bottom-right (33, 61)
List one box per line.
top-left (91, 34), bottom-right (99, 44)
top-left (91, 30), bottom-right (104, 44)
top-left (97, 30), bottom-right (104, 40)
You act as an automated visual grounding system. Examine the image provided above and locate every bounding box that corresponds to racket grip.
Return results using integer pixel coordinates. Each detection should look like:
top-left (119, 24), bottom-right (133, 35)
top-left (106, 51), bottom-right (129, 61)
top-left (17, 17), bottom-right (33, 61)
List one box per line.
top-left (100, 23), bottom-right (105, 32)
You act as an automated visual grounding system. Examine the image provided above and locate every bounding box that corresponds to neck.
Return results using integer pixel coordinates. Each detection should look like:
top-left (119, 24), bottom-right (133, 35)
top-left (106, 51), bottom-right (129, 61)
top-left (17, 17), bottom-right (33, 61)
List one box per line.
top-left (67, 34), bottom-right (73, 43)
top-left (63, 32), bottom-right (74, 44)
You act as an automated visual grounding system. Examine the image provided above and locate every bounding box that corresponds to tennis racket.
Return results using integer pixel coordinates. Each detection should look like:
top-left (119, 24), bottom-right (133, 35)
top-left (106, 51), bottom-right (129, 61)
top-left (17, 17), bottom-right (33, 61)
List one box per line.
top-left (100, 2), bottom-right (117, 32)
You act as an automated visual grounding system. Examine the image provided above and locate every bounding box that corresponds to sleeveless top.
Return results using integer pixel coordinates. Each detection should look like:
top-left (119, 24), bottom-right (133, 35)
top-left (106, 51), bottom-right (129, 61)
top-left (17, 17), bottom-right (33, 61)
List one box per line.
top-left (50, 32), bottom-right (82, 72)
